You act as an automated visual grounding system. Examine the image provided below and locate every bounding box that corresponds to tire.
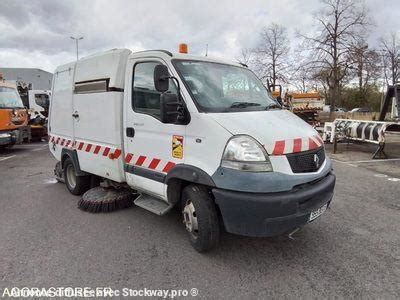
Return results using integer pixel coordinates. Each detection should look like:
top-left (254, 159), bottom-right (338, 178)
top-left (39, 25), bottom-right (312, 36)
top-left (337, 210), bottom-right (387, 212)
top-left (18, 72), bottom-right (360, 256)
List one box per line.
top-left (63, 157), bottom-right (91, 195)
top-left (181, 184), bottom-right (220, 252)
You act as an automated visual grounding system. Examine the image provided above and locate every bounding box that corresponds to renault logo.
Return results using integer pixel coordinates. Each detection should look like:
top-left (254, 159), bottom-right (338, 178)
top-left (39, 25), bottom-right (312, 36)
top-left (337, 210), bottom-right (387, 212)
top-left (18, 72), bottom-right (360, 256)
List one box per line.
top-left (313, 154), bottom-right (320, 168)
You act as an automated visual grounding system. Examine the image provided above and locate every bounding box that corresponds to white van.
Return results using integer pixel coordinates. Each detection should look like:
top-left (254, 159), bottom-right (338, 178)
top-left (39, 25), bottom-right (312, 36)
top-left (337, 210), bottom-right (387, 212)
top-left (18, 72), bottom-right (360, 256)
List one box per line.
top-left (49, 47), bottom-right (335, 252)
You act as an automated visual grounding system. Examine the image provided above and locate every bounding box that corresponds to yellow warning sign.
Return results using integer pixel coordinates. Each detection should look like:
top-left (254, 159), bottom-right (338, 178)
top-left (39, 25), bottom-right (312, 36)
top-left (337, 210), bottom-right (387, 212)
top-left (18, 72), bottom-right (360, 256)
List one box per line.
top-left (172, 135), bottom-right (184, 159)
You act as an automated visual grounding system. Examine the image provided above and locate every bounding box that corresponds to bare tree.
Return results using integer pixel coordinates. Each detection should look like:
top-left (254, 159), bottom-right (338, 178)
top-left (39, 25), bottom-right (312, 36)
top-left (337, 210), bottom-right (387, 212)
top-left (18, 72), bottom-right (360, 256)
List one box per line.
top-left (311, 67), bottom-right (331, 101)
top-left (236, 48), bottom-right (252, 66)
top-left (380, 32), bottom-right (400, 85)
top-left (253, 23), bottom-right (289, 87)
top-left (290, 66), bottom-right (314, 93)
top-left (300, 0), bottom-right (369, 112)
top-left (289, 49), bottom-right (319, 93)
top-left (349, 40), bottom-right (380, 104)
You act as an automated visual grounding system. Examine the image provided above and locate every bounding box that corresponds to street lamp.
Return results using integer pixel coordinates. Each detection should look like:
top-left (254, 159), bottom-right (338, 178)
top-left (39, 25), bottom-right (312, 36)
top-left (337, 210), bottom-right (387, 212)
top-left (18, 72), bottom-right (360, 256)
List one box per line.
top-left (70, 36), bottom-right (83, 60)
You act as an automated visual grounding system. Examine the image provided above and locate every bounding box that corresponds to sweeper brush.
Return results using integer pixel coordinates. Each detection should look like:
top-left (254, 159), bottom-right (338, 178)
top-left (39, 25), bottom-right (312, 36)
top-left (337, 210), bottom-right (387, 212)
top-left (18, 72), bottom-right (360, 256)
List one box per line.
top-left (78, 186), bottom-right (136, 213)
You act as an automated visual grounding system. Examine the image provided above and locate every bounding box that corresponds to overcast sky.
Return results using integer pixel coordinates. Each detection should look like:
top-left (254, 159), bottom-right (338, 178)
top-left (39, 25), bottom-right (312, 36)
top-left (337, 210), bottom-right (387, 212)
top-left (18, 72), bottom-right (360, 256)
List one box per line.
top-left (0, 0), bottom-right (399, 73)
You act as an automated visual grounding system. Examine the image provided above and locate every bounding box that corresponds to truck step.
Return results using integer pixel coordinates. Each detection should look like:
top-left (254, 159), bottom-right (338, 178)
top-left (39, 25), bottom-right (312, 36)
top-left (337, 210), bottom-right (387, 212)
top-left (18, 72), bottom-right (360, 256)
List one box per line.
top-left (134, 194), bottom-right (172, 215)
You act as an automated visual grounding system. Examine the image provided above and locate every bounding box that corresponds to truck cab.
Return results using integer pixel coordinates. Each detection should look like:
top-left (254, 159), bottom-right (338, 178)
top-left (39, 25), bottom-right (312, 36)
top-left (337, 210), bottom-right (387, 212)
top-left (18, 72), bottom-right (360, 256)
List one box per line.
top-left (28, 90), bottom-right (51, 140)
top-left (28, 90), bottom-right (51, 120)
top-left (49, 48), bottom-right (335, 252)
top-left (0, 76), bottom-right (30, 148)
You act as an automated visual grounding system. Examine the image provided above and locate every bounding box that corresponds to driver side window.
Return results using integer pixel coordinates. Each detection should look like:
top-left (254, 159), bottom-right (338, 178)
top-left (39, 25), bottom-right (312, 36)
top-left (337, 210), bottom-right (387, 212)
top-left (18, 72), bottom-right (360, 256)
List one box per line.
top-left (132, 62), bottom-right (176, 119)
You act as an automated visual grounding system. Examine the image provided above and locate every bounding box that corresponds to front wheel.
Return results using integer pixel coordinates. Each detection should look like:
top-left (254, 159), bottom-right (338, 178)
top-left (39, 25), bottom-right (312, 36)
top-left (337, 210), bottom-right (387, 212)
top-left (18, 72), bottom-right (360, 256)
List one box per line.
top-left (181, 185), bottom-right (220, 252)
top-left (63, 157), bottom-right (91, 195)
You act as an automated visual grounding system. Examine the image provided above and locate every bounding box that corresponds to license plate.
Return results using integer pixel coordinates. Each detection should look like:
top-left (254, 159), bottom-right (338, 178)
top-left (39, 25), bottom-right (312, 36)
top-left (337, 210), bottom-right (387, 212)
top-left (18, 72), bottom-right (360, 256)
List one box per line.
top-left (309, 204), bottom-right (327, 221)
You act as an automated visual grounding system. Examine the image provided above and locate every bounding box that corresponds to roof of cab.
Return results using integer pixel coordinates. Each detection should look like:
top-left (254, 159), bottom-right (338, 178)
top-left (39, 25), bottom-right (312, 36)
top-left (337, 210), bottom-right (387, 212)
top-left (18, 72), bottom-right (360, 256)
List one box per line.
top-left (130, 49), bottom-right (243, 67)
top-left (53, 48), bottom-right (244, 89)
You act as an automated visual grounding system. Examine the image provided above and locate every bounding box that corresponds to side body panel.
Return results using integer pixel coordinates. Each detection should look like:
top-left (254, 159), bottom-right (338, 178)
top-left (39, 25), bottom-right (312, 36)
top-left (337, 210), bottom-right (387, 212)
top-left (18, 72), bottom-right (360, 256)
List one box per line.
top-left (49, 49), bottom-right (131, 182)
top-left (72, 91), bottom-right (125, 181)
top-left (48, 63), bottom-right (75, 161)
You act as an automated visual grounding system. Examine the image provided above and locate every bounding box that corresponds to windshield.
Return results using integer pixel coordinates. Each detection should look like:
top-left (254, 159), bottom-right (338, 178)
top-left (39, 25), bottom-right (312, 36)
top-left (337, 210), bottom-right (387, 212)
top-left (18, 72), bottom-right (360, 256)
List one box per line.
top-left (35, 93), bottom-right (50, 110)
top-left (173, 60), bottom-right (280, 112)
top-left (0, 86), bottom-right (24, 109)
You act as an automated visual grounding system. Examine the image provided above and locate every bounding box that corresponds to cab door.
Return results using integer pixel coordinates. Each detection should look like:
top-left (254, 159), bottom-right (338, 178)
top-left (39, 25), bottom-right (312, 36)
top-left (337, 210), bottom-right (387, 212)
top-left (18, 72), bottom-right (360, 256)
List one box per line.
top-left (28, 90), bottom-right (51, 120)
top-left (123, 58), bottom-right (185, 199)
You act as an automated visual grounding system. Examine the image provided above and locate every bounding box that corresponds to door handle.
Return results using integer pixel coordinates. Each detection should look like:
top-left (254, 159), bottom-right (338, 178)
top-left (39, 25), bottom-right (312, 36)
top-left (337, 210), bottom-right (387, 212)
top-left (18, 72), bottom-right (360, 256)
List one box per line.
top-left (126, 127), bottom-right (135, 137)
top-left (72, 111), bottom-right (79, 118)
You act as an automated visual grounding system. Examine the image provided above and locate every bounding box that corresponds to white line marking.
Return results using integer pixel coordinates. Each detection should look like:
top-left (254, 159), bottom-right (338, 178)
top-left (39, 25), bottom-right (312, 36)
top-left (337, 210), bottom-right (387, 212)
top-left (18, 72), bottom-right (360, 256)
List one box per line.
top-left (388, 177), bottom-right (400, 182)
top-left (331, 158), bottom-right (400, 164)
top-left (331, 159), bottom-right (358, 167)
top-left (331, 159), bottom-right (347, 164)
top-left (374, 174), bottom-right (388, 178)
top-left (0, 155), bottom-right (16, 161)
top-left (43, 178), bottom-right (58, 184)
top-left (350, 158), bottom-right (400, 164)
top-left (347, 163), bottom-right (358, 167)
top-left (332, 159), bottom-right (400, 181)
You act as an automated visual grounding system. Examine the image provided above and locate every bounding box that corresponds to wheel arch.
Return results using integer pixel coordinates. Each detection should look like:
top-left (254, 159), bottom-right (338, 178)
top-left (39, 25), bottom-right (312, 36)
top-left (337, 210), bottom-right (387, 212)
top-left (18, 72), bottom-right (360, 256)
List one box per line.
top-left (165, 164), bottom-right (216, 207)
top-left (61, 148), bottom-right (89, 176)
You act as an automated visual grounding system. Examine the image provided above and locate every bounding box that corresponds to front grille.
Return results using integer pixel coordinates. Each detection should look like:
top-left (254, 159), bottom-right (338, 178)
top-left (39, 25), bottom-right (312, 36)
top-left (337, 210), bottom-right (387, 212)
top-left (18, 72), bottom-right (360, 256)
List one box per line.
top-left (286, 147), bottom-right (325, 173)
top-left (11, 120), bottom-right (24, 125)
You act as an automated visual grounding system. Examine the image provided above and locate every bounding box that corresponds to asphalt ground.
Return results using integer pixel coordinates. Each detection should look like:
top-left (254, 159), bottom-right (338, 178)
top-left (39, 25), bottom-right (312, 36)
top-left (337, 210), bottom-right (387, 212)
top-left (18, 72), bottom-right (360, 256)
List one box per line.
top-left (0, 142), bottom-right (399, 298)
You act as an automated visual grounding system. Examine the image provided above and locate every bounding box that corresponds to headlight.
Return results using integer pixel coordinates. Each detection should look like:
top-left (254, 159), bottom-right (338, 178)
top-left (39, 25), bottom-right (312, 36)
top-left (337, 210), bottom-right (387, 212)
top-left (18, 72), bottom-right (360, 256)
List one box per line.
top-left (221, 135), bottom-right (273, 172)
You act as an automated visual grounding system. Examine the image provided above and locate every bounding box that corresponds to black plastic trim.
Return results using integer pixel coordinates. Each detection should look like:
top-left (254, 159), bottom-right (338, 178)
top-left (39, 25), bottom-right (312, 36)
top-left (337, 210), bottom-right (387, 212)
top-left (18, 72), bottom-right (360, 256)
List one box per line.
top-left (166, 164), bottom-right (215, 187)
top-left (124, 164), bottom-right (215, 187)
top-left (133, 49), bottom-right (173, 57)
top-left (109, 87), bottom-right (124, 92)
top-left (124, 164), bottom-right (166, 183)
top-left (74, 78), bottom-right (124, 93)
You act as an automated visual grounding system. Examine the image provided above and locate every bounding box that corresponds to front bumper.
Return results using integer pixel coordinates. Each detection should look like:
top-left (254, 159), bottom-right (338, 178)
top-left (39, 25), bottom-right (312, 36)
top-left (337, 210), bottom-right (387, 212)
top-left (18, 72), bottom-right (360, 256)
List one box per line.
top-left (213, 171), bottom-right (336, 237)
top-left (0, 127), bottom-right (30, 145)
top-left (0, 132), bottom-right (13, 146)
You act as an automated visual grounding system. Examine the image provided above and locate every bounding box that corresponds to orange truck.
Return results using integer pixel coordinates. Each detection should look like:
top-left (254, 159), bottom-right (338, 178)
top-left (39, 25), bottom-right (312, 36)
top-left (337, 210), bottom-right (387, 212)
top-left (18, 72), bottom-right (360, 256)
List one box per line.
top-left (267, 83), bottom-right (325, 126)
top-left (0, 74), bottom-right (30, 148)
top-left (283, 92), bottom-right (325, 125)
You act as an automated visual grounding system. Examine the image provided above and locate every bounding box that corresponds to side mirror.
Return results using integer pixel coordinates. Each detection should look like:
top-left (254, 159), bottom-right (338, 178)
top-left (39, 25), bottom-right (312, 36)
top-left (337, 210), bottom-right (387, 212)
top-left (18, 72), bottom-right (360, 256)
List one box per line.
top-left (160, 93), bottom-right (180, 124)
top-left (154, 64), bottom-right (170, 93)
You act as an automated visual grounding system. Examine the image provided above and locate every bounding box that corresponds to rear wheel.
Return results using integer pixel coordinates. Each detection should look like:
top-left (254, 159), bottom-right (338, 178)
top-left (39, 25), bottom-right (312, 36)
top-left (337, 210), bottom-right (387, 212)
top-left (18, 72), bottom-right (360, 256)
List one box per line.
top-left (181, 185), bottom-right (220, 252)
top-left (63, 157), bottom-right (90, 195)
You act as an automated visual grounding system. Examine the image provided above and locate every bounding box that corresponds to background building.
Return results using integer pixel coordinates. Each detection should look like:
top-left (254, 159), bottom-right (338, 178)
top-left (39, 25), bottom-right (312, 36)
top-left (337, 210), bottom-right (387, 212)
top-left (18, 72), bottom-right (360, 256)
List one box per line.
top-left (0, 68), bottom-right (53, 90)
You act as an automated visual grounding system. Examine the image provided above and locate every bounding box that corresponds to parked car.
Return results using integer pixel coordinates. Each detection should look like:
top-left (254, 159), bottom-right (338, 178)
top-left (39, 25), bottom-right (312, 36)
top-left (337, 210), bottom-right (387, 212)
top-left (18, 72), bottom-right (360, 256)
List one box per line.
top-left (334, 107), bottom-right (347, 112)
top-left (350, 107), bottom-right (370, 113)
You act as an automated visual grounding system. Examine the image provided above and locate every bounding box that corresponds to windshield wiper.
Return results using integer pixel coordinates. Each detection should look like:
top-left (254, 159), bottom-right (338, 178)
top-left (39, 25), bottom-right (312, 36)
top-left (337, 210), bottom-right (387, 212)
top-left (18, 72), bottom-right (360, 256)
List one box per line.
top-left (265, 103), bottom-right (281, 110)
top-left (0, 106), bottom-right (25, 109)
top-left (230, 102), bottom-right (261, 108)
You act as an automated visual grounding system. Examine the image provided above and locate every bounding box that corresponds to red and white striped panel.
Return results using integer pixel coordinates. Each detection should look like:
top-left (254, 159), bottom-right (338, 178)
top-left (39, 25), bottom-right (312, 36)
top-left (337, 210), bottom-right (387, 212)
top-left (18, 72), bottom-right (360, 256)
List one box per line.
top-left (124, 153), bottom-right (175, 174)
top-left (49, 135), bottom-right (122, 160)
top-left (266, 134), bottom-right (324, 156)
top-left (50, 135), bottom-right (176, 174)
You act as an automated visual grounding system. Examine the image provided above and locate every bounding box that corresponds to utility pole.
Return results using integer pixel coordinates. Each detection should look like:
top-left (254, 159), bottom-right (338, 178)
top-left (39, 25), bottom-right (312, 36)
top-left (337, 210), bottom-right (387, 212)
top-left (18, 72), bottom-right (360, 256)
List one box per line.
top-left (70, 36), bottom-right (83, 60)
